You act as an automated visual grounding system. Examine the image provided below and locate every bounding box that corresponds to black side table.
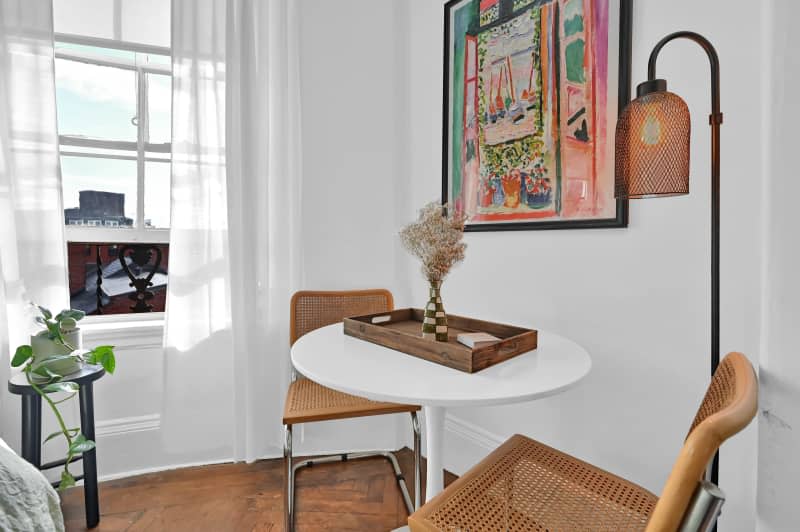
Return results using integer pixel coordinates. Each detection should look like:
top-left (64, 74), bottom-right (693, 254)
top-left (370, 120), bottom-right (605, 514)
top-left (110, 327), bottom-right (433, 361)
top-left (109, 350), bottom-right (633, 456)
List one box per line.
top-left (8, 364), bottom-right (105, 529)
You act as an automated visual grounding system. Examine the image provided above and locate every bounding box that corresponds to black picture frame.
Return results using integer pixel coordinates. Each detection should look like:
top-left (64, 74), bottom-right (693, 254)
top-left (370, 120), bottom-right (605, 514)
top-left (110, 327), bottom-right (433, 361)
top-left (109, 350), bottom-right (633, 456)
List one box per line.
top-left (442, 0), bottom-right (632, 231)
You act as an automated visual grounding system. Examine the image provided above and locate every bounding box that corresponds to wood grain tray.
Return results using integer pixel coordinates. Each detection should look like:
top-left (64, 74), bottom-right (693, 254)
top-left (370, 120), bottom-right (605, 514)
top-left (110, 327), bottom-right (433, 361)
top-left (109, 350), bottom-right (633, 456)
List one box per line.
top-left (343, 308), bottom-right (537, 373)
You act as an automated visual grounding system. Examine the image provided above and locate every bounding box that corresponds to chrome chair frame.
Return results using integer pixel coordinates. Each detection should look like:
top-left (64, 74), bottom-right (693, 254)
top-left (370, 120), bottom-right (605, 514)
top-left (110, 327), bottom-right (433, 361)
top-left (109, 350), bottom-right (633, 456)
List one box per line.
top-left (284, 410), bottom-right (422, 532)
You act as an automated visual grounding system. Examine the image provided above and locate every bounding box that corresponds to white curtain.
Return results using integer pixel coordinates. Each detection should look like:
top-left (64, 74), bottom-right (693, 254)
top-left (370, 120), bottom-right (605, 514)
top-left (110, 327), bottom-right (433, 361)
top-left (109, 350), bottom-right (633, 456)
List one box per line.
top-left (0, 1), bottom-right (68, 445)
top-left (166, 0), bottom-right (303, 463)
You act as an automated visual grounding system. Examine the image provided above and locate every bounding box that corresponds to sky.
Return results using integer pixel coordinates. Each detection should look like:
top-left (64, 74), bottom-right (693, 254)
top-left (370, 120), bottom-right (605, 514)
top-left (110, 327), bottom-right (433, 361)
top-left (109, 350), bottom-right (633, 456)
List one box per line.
top-left (55, 44), bottom-right (171, 228)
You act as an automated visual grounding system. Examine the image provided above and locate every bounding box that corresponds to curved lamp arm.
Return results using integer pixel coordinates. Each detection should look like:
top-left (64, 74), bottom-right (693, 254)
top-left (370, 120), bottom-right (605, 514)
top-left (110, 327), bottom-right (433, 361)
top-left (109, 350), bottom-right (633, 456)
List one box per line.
top-left (647, 31), bottom-right (722, 125)
top-left (644, 31), bottom-right (724, 495)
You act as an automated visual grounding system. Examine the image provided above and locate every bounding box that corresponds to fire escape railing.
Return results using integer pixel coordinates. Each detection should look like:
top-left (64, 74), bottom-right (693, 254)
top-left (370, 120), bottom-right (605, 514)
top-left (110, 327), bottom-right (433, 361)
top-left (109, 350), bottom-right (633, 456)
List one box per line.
top-left (84, 243), bottom-right (164, 314)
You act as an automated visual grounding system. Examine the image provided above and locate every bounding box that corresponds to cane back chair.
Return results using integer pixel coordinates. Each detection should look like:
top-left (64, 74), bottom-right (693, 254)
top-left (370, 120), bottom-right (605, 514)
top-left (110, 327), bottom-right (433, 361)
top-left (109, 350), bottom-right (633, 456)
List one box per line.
top-left (284, 289), bottom-right (422, 531)
top-left (409, 351), bottom-right (758, 532)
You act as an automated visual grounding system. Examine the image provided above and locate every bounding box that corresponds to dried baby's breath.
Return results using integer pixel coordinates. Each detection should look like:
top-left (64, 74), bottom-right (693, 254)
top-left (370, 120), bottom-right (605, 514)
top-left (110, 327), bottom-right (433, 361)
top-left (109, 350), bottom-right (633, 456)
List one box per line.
top-left (400, 202), bottom-right (467, 283)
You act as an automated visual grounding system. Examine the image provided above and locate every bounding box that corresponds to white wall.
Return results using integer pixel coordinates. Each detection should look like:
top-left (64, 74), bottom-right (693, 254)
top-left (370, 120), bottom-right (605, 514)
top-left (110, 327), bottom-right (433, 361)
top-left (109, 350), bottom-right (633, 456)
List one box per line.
top-left (295, 0), bottom-right (413, 455)
top-left (756, 2), bottom-right (800, 530)
top-left (405, 2), bottom-right (762, 531)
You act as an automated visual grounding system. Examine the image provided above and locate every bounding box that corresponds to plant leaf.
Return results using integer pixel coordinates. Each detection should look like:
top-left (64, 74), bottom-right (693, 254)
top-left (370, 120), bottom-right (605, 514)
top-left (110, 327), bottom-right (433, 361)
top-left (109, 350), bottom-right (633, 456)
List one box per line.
top-left (43, 427), bottom-right (78, 444)
top-left (31, 354), bottom-right (78, 373)
top-left (11, 345), bottom-right (33, 367)
top-left (38, 306), bottom-right (52, 320)
top-left (88, 345), bottom-right (114, 359)
top-left (31, 365), bottom-right (61, 382)
top-left (55, 309), bottom-right (85, 322)
top-left (41, 381), bottom-right (79, 394)
top-left (59, 470), bottom-right (76, 491)
top-left (100, 351), bottom-right (116, 374)
top-left (88, 346), bottom-right (115, 373)
top-left (69, 434), bottom-right (95, 455)
top-left (35, 353), bottom-right (79, 365)
top-left (46, 321), bottom-right (62, 340)
top-left (59, 317), bottom-right (78, 331)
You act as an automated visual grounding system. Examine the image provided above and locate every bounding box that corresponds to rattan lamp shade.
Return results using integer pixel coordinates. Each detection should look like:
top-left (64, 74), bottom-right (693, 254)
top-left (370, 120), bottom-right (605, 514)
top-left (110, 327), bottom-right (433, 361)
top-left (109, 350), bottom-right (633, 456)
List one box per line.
top-left (615, 89), bottom-right (691, 198)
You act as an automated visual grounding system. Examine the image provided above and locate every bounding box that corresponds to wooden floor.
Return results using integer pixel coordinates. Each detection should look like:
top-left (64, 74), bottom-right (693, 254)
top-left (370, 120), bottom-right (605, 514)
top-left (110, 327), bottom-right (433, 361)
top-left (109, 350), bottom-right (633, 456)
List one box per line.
top-left (61, 449), bottom-right (456, 532)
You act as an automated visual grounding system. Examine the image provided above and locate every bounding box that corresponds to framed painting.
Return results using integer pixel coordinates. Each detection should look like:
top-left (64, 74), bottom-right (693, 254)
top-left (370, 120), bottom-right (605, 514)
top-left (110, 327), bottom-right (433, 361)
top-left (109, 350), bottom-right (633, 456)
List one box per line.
top-left (443, 0), bottom-right (631, 231)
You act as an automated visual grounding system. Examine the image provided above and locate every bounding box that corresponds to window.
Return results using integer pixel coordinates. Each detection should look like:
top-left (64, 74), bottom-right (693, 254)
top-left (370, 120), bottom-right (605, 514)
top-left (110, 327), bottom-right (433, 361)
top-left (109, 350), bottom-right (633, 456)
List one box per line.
top-left (56, 39), bottom-right (171, 316)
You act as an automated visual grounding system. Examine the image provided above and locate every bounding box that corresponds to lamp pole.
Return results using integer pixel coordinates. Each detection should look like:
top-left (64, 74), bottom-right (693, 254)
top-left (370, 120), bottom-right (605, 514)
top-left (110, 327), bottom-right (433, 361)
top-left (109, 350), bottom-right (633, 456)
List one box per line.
top-left (646, 31), bottom-right (723, 488)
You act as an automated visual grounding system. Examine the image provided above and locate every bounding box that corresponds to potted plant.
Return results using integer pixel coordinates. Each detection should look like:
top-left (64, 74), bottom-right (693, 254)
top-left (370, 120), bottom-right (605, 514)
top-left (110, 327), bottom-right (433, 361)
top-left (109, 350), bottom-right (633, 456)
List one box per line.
top-left (29, 307), bottom-right (84, 377)
top-left (400, 202), bottom-right (467, 341)
top-left (11, 304), bottom-right (116, 490)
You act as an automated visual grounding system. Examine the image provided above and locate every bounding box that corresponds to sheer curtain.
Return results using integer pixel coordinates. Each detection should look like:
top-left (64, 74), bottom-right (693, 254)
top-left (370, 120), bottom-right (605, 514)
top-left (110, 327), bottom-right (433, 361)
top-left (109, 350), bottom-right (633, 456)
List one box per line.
top-left (0, 0), bottom-right (68, 444)
top-left (166, 0), bottom-right (303, 463)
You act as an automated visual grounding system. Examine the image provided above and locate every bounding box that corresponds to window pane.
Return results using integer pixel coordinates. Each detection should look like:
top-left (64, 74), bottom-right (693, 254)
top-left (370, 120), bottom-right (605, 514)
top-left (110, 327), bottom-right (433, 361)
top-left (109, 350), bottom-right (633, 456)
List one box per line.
top-left (143, 52), bottom-right (170, 67)
top-left (147, 73), bottom-right (171, 144)
top-left (68, 243), bottom-right (169, 315)
top-left (55, 42), bottom-right (137, 61)
top-left (55, 58), bottom-right (137, 141)
top-left (145, 161), bottom-right (171, 229)
top-left (62, 156), bottom-right (137, 227)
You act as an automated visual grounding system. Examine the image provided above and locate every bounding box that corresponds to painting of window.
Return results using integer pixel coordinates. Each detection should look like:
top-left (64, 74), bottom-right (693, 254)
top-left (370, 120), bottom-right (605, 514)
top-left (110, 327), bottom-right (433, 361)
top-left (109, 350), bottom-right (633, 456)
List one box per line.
top-left (444, 0), bottom-right (631, 230)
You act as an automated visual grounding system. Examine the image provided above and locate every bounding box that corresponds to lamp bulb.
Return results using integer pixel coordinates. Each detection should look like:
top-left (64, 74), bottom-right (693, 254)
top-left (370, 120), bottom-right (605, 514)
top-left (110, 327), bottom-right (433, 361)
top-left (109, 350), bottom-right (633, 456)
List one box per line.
top-left (641, 113), bottom-right (662, 146)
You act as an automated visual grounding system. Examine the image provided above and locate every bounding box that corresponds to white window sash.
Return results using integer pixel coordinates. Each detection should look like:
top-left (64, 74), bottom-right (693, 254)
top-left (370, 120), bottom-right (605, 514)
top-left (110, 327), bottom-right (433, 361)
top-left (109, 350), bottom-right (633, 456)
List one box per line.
top-left (57, 40), bottom-right (172, 246)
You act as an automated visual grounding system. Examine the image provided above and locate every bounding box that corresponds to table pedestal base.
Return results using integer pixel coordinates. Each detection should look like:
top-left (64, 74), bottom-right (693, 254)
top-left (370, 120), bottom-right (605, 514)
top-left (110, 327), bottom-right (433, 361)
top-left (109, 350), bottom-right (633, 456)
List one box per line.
top-left (423, 405), bottom-right (445, 502)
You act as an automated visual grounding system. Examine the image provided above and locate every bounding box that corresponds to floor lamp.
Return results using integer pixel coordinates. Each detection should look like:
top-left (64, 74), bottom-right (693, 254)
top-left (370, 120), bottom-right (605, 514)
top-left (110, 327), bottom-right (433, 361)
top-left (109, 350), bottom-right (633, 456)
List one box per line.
top-left (614, 31), bottom-right (723, 491)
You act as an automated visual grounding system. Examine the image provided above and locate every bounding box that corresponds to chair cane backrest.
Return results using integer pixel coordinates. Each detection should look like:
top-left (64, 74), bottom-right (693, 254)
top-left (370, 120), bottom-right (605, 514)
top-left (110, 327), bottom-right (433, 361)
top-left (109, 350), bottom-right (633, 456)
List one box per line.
top-left (645, 352), bottom-right (758, 531)
top-left (290, 289), bottom-right (394, 346)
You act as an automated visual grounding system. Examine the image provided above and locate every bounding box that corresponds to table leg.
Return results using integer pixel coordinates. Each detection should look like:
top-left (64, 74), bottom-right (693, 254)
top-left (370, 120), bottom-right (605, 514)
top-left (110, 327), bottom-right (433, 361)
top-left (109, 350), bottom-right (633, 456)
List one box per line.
top-left (423, 405), bottom-right (445, 501)
top-left (21, 394), bottom-right (42, 468)
top-left (79, 382), bottom-right (99, 529)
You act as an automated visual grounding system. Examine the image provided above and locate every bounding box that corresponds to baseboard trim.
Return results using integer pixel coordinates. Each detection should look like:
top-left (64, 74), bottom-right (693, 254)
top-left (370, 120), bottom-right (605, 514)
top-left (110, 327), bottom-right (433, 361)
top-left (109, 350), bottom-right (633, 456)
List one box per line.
top-left (96, 447), bottom-right (402, 482)
top-left (98, 457), bottom-right (233, 482)
top-left (445, 414), bottom-right (504, 451)
top-left (95, 414), bottom-right (503, 482)
top-left (95, 414), bottom-right (161, 437)
top-left (443, 414), bottom-right (504, 475)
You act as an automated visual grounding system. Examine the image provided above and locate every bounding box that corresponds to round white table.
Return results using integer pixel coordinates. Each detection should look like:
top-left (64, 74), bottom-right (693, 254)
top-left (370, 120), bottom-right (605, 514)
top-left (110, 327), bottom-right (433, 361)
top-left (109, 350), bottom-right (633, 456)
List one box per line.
top-left (291, 323), bottom-right (591, 503)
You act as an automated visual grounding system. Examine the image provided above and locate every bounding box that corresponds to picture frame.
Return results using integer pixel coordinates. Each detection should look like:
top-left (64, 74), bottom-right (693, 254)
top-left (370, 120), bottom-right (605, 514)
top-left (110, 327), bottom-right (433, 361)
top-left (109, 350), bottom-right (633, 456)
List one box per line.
top-left (442, 0), bottom-right (632, 231)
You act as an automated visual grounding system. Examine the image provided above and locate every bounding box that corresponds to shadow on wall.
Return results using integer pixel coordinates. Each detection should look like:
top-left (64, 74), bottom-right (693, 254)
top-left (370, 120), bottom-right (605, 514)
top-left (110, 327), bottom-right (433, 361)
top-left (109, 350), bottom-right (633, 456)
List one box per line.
top-left (161, 329), bottom-right (235, 462)
top-left (757, 368), bottom-right (800, 528)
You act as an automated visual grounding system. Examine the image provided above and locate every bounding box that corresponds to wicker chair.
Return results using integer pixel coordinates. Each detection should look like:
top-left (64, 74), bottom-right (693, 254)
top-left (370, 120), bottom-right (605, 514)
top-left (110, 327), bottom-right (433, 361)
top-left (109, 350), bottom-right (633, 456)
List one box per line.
top-left (284, 289), bottom-right (422, 532)
top-left (409, 351), bottom-right (758, 532)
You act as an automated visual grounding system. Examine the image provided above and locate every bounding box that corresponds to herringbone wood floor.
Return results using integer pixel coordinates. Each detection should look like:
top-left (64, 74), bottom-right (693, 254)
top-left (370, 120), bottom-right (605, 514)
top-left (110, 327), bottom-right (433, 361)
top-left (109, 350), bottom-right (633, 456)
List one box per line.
top-left (61, 449), bottom-right (456, 532)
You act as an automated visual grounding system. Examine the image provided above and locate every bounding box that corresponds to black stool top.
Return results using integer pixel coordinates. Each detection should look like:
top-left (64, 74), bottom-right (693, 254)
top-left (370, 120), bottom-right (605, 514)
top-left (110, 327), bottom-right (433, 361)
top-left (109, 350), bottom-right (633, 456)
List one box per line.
top-left (8, 364), bottom-right (105, 395)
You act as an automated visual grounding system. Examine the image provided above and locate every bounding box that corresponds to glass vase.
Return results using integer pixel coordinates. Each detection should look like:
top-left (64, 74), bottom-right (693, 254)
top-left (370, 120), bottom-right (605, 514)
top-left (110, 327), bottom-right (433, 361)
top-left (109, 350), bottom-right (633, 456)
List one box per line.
top-left (422, 280), bottom-right (448, 342)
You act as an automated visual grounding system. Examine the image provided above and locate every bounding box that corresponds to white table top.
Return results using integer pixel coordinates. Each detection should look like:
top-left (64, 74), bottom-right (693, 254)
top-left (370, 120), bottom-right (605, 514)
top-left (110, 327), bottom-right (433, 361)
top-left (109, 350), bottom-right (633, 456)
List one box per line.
top-left (291, 323), bottom-right (591, 407)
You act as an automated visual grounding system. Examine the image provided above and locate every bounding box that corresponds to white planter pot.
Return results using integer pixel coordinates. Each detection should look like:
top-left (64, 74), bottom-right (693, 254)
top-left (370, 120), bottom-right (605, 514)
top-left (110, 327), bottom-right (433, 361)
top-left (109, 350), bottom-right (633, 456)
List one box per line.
top-left (30, 328), bottom-right (82, 377)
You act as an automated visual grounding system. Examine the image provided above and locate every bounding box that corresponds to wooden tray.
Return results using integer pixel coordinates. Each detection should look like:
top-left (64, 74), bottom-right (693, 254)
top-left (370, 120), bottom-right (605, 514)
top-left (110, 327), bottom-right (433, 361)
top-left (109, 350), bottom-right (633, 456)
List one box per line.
top-left (343, 308), bottom-right (537, 373)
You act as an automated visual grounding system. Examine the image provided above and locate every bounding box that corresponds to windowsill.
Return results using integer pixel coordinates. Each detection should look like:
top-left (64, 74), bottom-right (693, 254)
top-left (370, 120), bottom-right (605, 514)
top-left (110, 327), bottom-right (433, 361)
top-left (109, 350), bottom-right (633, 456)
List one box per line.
top-left (82, 312), bottom-right (165, 326)
top-left (65, 227), bottom-right (170, 244)
top-left (81, 313), bottom-right (165, 341)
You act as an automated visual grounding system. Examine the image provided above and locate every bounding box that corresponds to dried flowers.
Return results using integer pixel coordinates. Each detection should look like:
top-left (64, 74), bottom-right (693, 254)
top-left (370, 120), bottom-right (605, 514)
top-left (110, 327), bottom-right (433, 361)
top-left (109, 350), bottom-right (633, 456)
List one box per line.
top-left (400, 202), bottom-right (467, 283)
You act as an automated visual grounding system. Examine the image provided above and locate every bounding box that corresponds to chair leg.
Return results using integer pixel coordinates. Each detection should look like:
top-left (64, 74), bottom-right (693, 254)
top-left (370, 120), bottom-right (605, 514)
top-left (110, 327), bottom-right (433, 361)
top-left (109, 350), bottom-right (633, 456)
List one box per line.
top-left (284, 424), bottom-right (294, 532)
top-left (411, 411), bottom-right (422, 510)
top-left (290, 449), bottom-right (416, 515)
top-left (285, 414), bottom-right (423, 525)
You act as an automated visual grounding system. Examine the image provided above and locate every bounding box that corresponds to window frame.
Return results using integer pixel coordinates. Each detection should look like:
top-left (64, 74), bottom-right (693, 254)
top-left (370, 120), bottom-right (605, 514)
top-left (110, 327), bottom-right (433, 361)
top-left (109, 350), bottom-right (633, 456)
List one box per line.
top-left (56, 36), bottom-right (172, 245)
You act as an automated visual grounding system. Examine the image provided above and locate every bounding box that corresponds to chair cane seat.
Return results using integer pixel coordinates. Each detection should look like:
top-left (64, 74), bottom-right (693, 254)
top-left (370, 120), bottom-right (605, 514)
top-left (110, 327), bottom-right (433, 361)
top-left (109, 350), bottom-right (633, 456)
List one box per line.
top-left (409, 434), bottom-right (658, 532)
top-left (282, 378), bottom-right (420, 425)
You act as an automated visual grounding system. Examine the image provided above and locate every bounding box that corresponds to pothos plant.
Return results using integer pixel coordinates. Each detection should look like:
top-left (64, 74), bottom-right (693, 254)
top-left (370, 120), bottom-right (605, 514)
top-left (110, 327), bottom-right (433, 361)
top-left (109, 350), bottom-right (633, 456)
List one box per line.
top-left (11, 305), bottom-right (116, 490)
